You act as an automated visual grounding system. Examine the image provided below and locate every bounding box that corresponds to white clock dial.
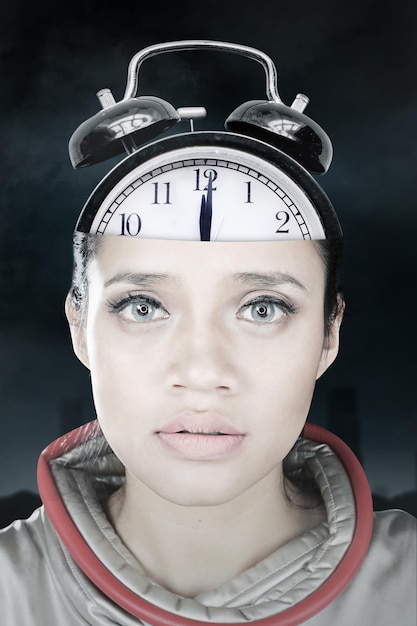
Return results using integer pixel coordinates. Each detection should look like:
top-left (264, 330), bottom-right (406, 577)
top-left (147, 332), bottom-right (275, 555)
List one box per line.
top-left (78, 134), bottom-right (335, 241)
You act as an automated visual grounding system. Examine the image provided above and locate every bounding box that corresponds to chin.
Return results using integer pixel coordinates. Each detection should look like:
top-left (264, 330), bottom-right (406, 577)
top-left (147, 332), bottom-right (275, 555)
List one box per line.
top-left (147, 473), bottom-right (251, 508)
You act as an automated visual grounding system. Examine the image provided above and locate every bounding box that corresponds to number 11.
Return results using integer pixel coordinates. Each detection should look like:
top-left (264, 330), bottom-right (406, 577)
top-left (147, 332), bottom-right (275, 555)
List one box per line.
top-left (152, 182), bottom-right (172, 204)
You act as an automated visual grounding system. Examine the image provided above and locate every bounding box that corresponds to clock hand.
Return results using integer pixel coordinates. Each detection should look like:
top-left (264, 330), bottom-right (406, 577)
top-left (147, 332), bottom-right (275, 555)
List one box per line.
top-left (199, 172), bottom-right (213, 241)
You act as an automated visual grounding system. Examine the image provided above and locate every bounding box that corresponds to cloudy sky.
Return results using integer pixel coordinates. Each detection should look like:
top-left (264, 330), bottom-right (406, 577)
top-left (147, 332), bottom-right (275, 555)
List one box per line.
top-left (0, 0), bottom-right (416, 499)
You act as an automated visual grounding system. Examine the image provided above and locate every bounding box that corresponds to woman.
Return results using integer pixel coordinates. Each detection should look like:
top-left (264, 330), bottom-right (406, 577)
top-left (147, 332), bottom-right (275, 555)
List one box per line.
top-left (0, 41), bottom-right (415, 625)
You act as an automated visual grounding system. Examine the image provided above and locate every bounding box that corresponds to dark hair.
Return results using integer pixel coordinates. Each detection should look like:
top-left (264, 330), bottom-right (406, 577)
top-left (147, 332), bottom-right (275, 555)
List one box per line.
top-left (69, 232), bottom-right (102, 313)
top-left (68, 232), bottom-right (344, 506)
top-left (314, 237), bottom-right (344, 339)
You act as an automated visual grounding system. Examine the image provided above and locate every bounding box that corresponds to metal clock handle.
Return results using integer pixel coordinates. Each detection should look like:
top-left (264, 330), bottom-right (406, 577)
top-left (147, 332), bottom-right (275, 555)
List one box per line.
top-left (123, 40), bottom-right (288, 106)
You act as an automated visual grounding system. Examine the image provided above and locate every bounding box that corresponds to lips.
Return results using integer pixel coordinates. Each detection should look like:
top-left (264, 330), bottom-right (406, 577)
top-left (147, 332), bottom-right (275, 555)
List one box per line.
top-left (157, 412), bottom-right (245, 459)
top-left (159, 412), bottom-right (243, 436)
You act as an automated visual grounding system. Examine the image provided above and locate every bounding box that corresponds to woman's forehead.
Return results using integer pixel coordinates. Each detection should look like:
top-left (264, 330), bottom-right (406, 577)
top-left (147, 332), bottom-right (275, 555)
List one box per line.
top-left (92, 236), bottom-right (325, 287)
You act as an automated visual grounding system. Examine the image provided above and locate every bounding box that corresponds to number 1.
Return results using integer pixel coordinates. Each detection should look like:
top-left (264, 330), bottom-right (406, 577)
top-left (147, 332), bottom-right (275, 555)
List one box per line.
top-left (245, 181), bottom-right (253, 203)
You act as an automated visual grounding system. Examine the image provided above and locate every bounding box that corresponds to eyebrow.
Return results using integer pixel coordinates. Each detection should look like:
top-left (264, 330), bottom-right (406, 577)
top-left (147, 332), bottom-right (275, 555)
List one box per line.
top-left (232, 272), bottom-right (306, 291)
top-left (104, 271), bottom-right (306, 291)
top-left (104, 272), bottom-right (176, 288)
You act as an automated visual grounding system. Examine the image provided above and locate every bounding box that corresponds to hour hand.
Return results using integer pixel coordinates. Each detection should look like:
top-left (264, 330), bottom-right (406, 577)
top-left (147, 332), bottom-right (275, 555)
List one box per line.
top-left (199, 173), bottom-right (213, 241)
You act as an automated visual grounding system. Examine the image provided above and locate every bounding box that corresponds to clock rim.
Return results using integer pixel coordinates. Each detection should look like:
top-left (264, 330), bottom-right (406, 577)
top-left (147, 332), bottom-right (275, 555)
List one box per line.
top-left (75, 131), bottom-right (342, 240)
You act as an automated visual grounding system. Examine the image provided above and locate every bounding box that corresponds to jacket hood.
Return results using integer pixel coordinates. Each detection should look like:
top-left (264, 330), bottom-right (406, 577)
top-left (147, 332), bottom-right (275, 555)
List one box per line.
top-left (37, 421), bottom-right (374, 624)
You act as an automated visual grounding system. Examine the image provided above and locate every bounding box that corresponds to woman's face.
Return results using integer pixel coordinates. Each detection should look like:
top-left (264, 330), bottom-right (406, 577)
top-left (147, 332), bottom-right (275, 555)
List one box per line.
top-left (68, 237), bottom-right (340, 507)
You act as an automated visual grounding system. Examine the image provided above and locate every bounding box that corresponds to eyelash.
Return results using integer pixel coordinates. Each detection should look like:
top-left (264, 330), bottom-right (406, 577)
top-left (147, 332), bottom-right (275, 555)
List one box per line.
top-left (237, 296), bottom-right (297, 324)
top-left (107, 293), bottom-right (168, 322)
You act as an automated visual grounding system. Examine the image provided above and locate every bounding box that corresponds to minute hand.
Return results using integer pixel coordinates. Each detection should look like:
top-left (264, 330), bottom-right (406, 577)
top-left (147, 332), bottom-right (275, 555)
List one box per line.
top-left (199, 172), bottom-right (213, 241)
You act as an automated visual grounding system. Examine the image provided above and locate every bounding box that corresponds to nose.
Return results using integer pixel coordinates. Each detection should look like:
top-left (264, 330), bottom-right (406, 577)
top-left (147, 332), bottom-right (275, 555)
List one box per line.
top-left (168, 315), bottom-right (235, 393)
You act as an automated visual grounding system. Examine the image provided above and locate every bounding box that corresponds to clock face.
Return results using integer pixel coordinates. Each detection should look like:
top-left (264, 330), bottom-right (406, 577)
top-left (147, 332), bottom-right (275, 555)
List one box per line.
top-left (77, 133), bottom-right (336, 241)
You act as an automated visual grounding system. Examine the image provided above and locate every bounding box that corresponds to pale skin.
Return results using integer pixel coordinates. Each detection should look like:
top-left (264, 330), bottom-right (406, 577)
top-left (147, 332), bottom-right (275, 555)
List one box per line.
top-left (66, 237), bottom-right (342, 598)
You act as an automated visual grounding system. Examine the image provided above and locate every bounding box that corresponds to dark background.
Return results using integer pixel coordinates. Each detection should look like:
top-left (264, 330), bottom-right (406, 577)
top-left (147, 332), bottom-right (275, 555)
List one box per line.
top-left (0, 0), bottom-right (416, 521)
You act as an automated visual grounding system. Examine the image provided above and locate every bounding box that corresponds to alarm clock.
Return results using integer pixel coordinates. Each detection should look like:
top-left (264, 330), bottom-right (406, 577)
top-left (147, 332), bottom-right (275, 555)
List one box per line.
top-left (69, 40), bottom-right (342, 241)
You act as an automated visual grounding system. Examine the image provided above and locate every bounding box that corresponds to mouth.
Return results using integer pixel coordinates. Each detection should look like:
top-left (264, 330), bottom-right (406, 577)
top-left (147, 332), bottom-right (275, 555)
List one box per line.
top-left (158, 412), bottom-right (243, 436)
top-left (157, 413), bottom-right (245, 459)
top-left (175, 430), bottom-right (229, 436)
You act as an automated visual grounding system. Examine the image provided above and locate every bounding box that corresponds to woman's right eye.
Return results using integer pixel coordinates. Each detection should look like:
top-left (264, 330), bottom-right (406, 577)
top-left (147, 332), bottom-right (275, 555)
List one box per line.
top-left (109, 295), bottom-right (169, 323)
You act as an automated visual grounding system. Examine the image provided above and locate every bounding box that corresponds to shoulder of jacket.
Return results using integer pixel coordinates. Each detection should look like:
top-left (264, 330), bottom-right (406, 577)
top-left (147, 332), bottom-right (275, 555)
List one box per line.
top-left (0, 507), bottom-right (46, 565)
top-left (373, 508), bottom-right (416, 536)
top-left (369, 508), bottom-right (416, 567)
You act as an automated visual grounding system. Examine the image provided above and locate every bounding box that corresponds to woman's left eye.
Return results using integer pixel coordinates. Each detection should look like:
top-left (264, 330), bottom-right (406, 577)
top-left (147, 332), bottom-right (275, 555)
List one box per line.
top-left (237, 297), bottom-right (295, 324)
top-left (109, 296), bottom-right (169, 323)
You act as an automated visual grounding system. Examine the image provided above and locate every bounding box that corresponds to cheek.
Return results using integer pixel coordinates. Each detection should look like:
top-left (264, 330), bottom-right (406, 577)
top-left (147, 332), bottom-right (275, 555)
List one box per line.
top-left (85, 312), bottom-right (134, 424)
top-left (85, 315), bottom-right (167, 433)
top-left (251, 319), bottom-right (325, 429)
top-left (88, 345), bottom-right (142, 417)
top-left (87, 350), bottom-right (154, 468)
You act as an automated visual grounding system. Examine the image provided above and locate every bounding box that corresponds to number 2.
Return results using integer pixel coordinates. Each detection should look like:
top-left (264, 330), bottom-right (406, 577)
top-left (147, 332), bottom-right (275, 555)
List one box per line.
top-left (276, 211), bottom-right (290, 233)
